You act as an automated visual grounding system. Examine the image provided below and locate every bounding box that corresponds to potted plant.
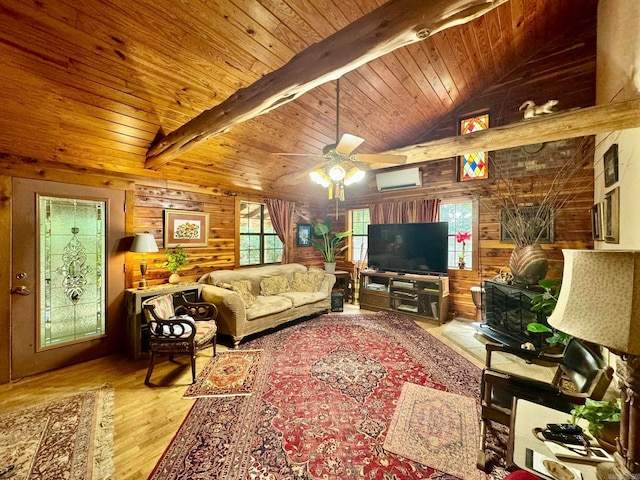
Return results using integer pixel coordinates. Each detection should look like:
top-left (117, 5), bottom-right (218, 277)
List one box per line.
top-left (311, 218), bottom-right (351, 273)
top-left (160, 245), bottom-right (188, 284)
top-left (456, 231), bottom-right (471, 269)
top-left (570, 398), bottom-right (621, 452)
top-left (527, 278), bottom-right (570, 349)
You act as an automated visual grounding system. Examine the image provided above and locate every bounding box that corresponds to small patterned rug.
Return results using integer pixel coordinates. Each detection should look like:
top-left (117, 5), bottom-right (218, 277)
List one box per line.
top-left (384, 382), bottom-right (484, 480)
top-left (184, 349), bottom-right (264, 398)
top-left (0, 384), bottom-right (114, 480)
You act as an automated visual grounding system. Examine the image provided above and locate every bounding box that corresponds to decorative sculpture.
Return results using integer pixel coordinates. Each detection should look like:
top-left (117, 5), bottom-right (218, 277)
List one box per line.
top-left (519, 99), bottom-right (559, 119)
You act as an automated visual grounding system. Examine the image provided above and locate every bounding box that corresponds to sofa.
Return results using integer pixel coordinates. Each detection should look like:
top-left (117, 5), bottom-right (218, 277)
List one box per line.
top-left (198, 263), bottom-right (336, 347)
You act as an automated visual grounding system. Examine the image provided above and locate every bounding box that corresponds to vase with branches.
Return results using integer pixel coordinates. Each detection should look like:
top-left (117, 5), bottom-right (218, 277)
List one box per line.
top-left (479, 137), bottom-right (594, 284)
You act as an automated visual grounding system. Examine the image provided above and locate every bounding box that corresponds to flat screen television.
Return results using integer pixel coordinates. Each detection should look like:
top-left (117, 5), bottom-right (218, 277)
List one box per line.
top-left (368, 222), bottom-right (449, 275)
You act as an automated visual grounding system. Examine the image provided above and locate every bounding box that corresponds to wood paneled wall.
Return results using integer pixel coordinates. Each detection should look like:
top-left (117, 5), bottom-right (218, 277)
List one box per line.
top-left (339, 136), bottom-right (594, 321)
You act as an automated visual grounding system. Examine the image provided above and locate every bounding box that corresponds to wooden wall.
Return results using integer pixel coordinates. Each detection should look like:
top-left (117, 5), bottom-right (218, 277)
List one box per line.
top-left (339, 136), bottom-right (594, 321)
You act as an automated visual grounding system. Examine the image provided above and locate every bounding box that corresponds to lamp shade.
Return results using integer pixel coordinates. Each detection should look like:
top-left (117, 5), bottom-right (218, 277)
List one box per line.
top-left (130, 233), bottom-right (159, 253)
top-left (547, 249), bottom-right (640, 355)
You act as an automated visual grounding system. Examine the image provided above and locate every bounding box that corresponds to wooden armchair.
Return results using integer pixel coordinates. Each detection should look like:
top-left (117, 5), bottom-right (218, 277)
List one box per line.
top-left (477, 338), bottom-right (614, 470)
top-left (142, 292), bottom-right (218, 385)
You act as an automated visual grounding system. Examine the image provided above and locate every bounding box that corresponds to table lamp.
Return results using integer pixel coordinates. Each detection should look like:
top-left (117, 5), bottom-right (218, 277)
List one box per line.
top-left (130, 233), bottom-right (159, 289)
top-left (547, 250), bottom-right (640, 480)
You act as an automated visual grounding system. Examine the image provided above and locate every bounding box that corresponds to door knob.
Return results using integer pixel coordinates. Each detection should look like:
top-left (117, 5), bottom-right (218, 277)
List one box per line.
top-left (12, 285), bottom-right (31, 295)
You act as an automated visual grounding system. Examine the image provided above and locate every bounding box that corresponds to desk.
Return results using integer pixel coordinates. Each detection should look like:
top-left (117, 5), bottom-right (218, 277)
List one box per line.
top-left (332, 270), bottom-right (351, 303)
top-left (509, 399), bottom-right (597, 480)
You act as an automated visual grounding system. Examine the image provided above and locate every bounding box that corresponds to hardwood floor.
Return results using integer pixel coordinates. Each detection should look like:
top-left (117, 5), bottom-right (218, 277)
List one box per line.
top-left (0, 308), bottom-right (507, 479)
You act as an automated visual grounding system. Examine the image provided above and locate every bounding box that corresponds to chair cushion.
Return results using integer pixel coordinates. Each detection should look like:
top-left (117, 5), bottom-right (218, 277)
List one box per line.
top-left (260, 275), bottom-right (291, 295)
top-left (143, 293), bottom-right (175, 319)
top-left (194, 320), bottom-right (217, 348)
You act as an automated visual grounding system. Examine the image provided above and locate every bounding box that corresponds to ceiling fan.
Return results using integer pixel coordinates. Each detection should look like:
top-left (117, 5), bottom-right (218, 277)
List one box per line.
top-left (272, 79), bottom-right (407, 192)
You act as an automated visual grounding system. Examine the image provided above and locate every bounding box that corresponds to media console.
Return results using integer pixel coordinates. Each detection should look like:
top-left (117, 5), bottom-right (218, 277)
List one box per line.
top-left (359, 270), bottom-right (449, 325)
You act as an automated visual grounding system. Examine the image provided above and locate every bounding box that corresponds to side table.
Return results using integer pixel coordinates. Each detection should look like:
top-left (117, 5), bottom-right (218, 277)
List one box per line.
top-left (332, 270), bottom-right (351, 303)
top-left (509, 398), bottom-right (597, 480)
top-left (124, 283), bottom-right (203, 359)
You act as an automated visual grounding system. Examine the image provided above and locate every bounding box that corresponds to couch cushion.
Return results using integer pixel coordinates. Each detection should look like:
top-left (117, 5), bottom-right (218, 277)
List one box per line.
top-left (277, 291), bottom-right (327, 308)
top-left (246, 295), bottom-right (293, 321)
top-left (143, 293), bottom-right (175, 319)
top-left (230, 280), bottom-right (256, 307)
top-left (260, 275), bottom-right (290, 296)
top-left (292, 271), bottom-right (325, 292)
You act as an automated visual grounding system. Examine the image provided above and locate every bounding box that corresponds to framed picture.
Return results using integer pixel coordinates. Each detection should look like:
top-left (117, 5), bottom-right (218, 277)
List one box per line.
top-left (604, 143), bottom-right (619, 187)
top-left (164, 210), bottom-right (209, 247)
top-left (591, 203), bottom-right (604, 241)
top-left (500, 206), bottom-right (554, 244)
top-left (297, 224), bottom-right (312, 247)
top-left (604, 187), bottom-right (620, 244)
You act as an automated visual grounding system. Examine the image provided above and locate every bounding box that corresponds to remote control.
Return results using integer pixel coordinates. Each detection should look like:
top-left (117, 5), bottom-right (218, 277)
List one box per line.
top-left (547, 423), bottom-right (583, 434)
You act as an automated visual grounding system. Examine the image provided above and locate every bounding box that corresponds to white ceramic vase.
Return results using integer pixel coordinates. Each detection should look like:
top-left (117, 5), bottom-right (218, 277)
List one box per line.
top-left (169, 273), bottom-right (181, 284)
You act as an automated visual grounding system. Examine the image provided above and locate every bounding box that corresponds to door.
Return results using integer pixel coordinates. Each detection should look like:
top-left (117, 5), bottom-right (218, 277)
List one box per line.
top-left (11, 178), bottom-right (125, 379)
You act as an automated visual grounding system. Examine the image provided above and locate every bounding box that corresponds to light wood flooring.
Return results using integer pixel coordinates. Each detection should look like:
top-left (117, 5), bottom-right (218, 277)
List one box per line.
top-left (0, 306), bottom-right (548, 479)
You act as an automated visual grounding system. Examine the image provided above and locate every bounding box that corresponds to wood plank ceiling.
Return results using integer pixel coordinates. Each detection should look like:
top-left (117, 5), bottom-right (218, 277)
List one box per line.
top-left (0, 0), bottom-right (598, 201)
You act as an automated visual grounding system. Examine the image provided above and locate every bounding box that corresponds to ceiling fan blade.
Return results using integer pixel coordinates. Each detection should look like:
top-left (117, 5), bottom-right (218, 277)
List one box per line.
top-left (335, 133), bottom-right (365, 155)
top-left (353, 153), bottom-right (407, 164)
top-left (272, 161), bottom-right (330, 187)
top-left (274, 152), bottom-right (324, 157)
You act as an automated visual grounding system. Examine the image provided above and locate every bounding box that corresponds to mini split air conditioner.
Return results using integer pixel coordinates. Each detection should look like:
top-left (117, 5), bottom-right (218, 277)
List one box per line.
top-left (375, 167), bottom-right (422, 191)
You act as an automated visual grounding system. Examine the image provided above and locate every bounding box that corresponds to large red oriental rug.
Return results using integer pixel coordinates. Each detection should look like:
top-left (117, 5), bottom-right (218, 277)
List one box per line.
top-left (150, 313), bottom-right (499, 479)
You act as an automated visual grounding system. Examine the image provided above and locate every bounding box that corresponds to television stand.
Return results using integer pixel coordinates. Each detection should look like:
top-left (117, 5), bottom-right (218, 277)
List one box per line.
top-left (359, 271), bottom-right (449, 325)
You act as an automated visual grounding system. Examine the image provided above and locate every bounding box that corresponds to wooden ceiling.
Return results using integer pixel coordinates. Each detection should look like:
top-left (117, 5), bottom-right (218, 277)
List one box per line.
top-left (0, 0), bottom-right (598, 201)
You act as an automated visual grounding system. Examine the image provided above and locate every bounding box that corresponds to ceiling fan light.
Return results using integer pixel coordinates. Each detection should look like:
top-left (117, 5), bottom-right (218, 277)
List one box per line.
top-left (309, 170), bottom-right (331, 188)
top-left (344, 167), bottom-right (365, 186)
top-left (327, 165), bottom-right (346, 181)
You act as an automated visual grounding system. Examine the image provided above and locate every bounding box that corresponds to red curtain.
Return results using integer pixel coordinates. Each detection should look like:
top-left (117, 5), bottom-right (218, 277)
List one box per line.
top-left (370, 198), bottom-right (441, 224)
top-left (265, 198), bottom-right (295, 263)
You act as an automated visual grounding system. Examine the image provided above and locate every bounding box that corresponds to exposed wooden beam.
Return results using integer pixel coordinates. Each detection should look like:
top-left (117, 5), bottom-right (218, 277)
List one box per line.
top-left (145, 0), bottom-right (508, 169)
top-left (384, 99), bottom-right (640, 163)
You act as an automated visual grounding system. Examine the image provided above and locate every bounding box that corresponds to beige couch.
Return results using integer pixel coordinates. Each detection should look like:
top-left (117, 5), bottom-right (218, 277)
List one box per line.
top-left (198, 263), bottom-right (336, 347)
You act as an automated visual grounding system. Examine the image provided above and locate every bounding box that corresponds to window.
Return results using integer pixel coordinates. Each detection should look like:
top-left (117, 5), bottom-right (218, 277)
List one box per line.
top-left (349, 208), bottom-right (370, 264)
top-left (439, 201), bottom-right (474, 268)
top-left (238, 202), bottom-right (283, 266)
top-left (459, 113), bottom-right (489, 181)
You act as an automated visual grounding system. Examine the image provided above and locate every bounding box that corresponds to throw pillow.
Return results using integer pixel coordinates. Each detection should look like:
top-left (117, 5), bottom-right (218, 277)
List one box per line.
top-left (213, 280), bottom-right (233, 290)
top-left (230, 280), bottom-right (256, 307)
top-left (260, 275), bottom-right (290, 296)
top-left (307, 267), bottom-right (327, 291)
top-left (291, 272), bottom-right (317, 292)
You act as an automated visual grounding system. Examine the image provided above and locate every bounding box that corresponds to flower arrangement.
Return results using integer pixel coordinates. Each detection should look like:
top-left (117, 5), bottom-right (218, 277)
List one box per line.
top-left (159, 245), bottom-right (188, 274)
top-left (456, 231), bottom-right (471, 264)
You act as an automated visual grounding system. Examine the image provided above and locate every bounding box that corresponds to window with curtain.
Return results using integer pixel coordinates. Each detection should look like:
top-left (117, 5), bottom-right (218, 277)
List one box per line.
top-left (239, 201), bottom-right (283, 266)
top-left (349, 208), bottom-right (370, 264)
top-left (439, 200), bottom-right (474, 268)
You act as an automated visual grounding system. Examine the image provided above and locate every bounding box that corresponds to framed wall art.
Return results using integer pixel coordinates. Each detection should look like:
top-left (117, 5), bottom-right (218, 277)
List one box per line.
top-left (604, 187), bottom-right (619, 244)
top-left (297, 224), bottom-right (312, 247)
top-left (591, 202), bottom-right (604, 241)
top-left (604, 143), bottom-right (619, 187)
top-left (500, 206), bottom-right (554, 244)
top-left (164, 209), bottom-right (209, 247)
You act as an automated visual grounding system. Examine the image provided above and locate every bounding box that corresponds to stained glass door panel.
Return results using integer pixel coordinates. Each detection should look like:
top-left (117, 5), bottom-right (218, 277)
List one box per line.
top-left (39, 196), bottom-right (106, 349)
